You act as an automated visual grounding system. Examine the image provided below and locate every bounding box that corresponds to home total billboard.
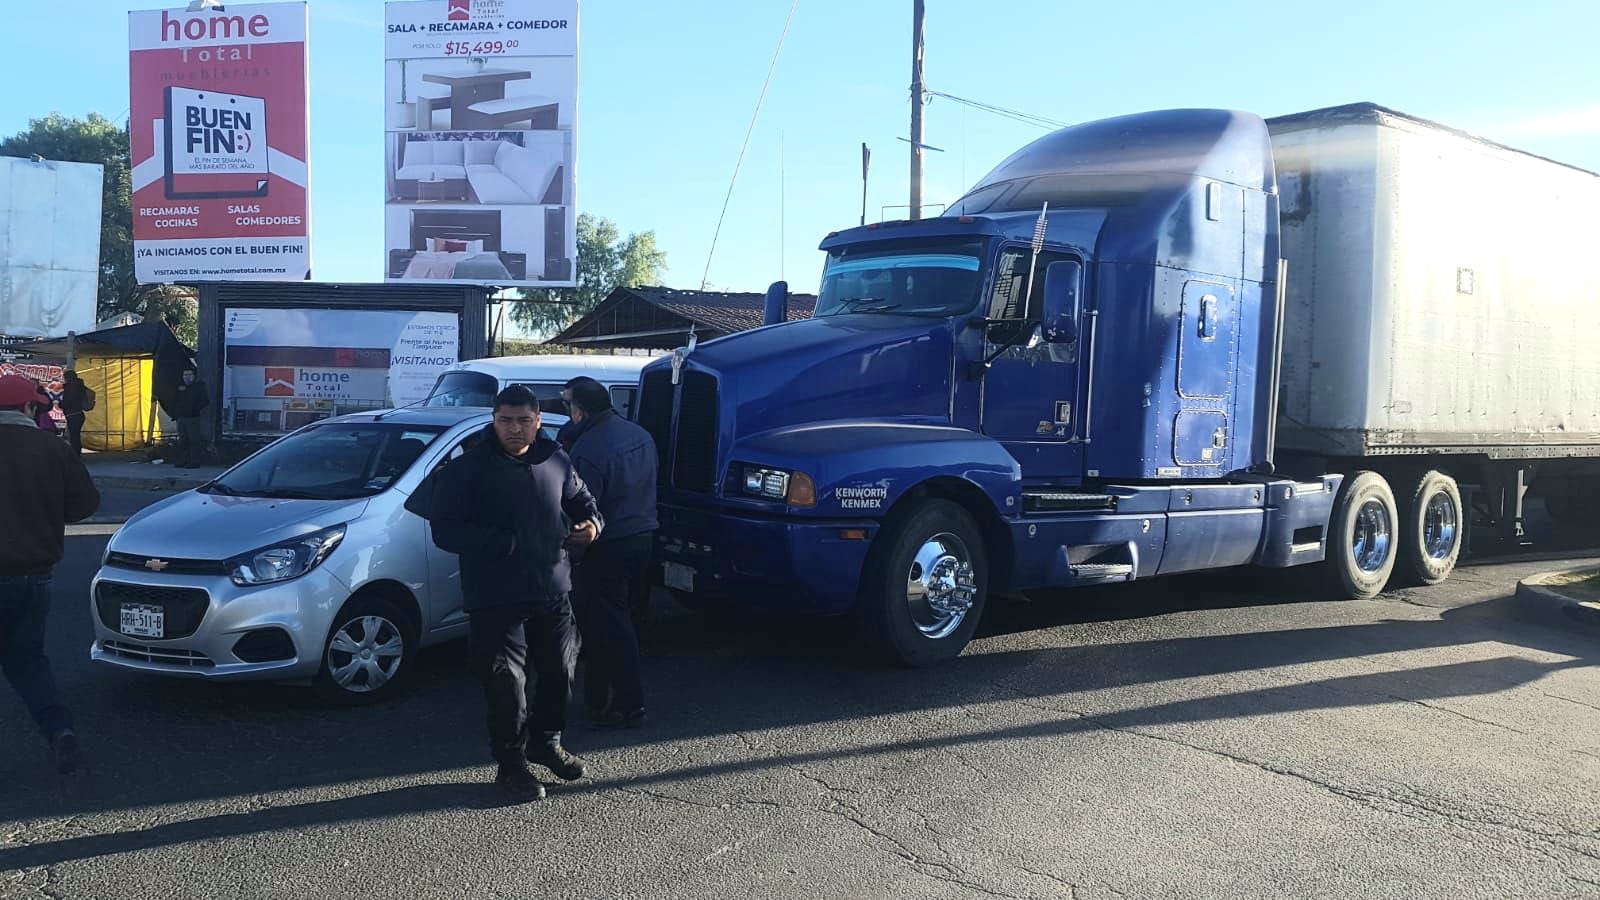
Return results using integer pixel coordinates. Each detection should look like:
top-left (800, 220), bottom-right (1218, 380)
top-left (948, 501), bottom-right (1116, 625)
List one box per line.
top-left (128, 3), bottom-right (311, 283)
top-left (384, 0), bottom-right (577, 288)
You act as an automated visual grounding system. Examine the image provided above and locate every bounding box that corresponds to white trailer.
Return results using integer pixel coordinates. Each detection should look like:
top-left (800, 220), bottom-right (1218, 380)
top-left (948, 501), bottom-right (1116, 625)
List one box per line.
top-left (1266, 103), bottom-right (1600, 554)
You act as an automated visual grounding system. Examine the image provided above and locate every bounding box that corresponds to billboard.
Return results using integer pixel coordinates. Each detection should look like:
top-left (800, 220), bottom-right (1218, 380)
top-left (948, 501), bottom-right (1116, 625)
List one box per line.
top-left (384, 0), bottom-right (577, 287)
top-left (222, 308), bottom-right (459, 434)
top-left (0, 157), bottom-right (103, 339)
top-left (128, 3), bottom-right (311, 283)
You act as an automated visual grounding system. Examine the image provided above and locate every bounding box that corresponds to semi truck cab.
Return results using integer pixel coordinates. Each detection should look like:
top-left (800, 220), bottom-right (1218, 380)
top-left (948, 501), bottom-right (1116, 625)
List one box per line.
top-left (637, 108), bottom-right (1382, 665)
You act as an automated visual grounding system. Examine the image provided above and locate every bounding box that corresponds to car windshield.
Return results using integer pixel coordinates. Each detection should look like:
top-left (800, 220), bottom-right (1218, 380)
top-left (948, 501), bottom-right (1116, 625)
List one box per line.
top-left (201, 423), bottom-right (447, 500)
top-left (424, 371), bottom-right (499, 407)
top-left (815, 240), bottom-right (987, 318)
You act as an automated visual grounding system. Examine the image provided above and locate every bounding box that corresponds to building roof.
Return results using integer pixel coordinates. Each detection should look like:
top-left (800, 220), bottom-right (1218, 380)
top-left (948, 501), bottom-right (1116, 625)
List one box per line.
top-left (548, 286), bottom-right (817, 350)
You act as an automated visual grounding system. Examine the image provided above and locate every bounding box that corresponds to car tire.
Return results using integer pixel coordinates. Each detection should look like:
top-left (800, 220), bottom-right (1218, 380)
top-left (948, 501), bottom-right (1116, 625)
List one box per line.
top-left (858, 499), bottom-right (988, 667)
top-left (313, 595), bottom-right (417, 706)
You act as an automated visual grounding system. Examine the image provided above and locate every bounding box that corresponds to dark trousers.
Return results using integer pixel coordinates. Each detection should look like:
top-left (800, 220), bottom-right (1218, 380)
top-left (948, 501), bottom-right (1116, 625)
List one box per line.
top-left (573, 533), bottom-right (652, 716)
top-left (467, 597), bottom-right (579, 767)
top-left (0, 575), bottom-right (72, 738)
top-left (65, 413), bottom-right (84, 455)
top-left (176, 417), bottom-right (202, 466)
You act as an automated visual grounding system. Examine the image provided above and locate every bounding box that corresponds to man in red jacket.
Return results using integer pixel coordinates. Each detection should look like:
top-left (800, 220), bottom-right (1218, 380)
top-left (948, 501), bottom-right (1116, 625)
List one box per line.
top-left (0, 375), bottom-right (99, 774)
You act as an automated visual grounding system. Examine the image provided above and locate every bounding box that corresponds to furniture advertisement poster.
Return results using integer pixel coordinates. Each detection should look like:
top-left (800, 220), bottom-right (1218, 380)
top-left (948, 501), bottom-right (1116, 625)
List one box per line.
top-left (384, 0), bottom-right (578, 287)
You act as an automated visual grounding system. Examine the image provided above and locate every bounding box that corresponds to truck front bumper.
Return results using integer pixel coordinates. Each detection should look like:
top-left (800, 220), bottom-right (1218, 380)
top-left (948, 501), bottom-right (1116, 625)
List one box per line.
top-left (655, 502), bottom-right (878, 616)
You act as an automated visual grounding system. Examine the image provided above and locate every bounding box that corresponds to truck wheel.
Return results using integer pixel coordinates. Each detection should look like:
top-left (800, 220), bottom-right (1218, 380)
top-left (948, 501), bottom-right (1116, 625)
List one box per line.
top-left (859, 499), bottom-right (987, 667)
top-left (1397, 470), bottom-right (1462, 586)
top-left (1323, 471), bottom-right (1398, 599)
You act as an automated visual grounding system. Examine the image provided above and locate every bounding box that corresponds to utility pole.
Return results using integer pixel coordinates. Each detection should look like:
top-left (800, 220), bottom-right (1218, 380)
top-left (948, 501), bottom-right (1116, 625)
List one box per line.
top-left (909, 0), bottom-right (925, 220)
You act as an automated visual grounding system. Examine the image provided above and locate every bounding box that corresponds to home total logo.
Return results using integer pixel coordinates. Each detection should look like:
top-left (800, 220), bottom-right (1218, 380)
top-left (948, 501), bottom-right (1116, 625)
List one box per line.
top-left (447, 0), bottom-right (471, 21)
top-left (264, 367), bottom-right (295, 397)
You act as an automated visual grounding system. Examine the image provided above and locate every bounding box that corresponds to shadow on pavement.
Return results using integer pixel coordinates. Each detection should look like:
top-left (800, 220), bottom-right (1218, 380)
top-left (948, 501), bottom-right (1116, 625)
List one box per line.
top-left (2, 535), bottom-right (1595, 867)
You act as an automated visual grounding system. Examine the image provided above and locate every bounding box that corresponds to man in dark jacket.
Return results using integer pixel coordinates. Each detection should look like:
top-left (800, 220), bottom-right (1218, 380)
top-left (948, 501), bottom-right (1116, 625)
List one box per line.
top-left (59, 370), bottom-right (90, 454)
top-left (168, 369), bottom-right (209, 468)
top-left (0, 375), bottom-right (99, 774)
top-left (562, 376), bottom-right (658, 728)
top-left (430, 385), bottom-right (604, 801)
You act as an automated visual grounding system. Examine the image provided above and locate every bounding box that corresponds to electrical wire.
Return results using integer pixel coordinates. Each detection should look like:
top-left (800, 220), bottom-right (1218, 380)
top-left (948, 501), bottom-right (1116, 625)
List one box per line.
top-left (700, 0), bottom-right (800, 291)
top-left (924, 89), bottom-right (1070, 130)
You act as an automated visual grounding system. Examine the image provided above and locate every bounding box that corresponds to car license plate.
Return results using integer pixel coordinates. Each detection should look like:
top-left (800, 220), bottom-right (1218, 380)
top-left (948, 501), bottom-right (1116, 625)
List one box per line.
top-left (120, 603), bottom-right (165, 638)
top-left (663, 562), bottom-right (695, 593)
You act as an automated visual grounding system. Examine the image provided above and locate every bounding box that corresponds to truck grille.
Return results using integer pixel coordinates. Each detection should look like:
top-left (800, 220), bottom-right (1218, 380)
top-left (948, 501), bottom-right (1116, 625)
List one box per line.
top-left (95, 582), bottom-right (210, 639)
top-left (636, 368), bottom-right (721, 495)
top-left (638, 369), bottom-right (674, 485)
top-left (673, 371), bottom-right (719, 493)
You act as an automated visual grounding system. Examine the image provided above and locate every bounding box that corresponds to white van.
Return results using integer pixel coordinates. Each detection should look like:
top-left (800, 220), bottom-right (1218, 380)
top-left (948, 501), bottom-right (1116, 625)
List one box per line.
top-left (424, 355), bottom-right (653, 418)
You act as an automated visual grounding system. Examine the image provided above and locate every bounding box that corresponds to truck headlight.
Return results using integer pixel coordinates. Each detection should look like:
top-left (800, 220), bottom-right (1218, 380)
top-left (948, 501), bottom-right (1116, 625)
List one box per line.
top-left (743, 466), bottom-right (789, 499)
top-left (228, 524), bottom-right (346, 586)
top-left (739, 466), bottom-right (816, 507)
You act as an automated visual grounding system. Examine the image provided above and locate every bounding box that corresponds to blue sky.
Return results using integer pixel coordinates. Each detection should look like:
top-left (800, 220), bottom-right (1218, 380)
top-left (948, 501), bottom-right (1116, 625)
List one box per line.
top-left (4, 0), bottom-right (1598, 296)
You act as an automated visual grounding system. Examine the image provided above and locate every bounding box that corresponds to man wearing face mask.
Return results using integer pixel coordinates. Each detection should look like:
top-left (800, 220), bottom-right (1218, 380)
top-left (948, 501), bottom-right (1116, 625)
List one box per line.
top-left (562, 376), bottom-right (658, 729)
top-left (0, 375), bottom-right (99, 774)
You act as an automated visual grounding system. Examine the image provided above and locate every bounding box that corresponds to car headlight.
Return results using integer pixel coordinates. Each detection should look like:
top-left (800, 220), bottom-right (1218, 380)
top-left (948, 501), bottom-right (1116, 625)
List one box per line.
top-left (738, 465), bottom-right (815, 507)
top-left (228, 524), bottom-right (347, 586)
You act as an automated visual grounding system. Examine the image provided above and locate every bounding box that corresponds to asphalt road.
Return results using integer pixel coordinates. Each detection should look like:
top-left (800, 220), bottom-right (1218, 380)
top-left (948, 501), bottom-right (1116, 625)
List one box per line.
top-left (3, 532), bottom-right (1599, 899)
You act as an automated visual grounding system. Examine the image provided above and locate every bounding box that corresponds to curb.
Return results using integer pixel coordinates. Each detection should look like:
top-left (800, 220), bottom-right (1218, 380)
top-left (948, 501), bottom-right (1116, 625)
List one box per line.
top-left (1515, 569), bottom-right (1600, 629)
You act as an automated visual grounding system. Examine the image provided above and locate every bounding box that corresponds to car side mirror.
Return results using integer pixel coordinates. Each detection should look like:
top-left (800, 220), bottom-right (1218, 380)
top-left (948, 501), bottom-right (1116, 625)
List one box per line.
top-left (1041, 260), bottom-right (1083, 343)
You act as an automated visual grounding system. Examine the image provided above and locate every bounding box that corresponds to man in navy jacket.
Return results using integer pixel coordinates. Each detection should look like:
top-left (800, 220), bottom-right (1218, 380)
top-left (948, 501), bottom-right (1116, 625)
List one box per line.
top-left (431, 385), bottom-right (603, 801)
top-left (563, 376), bottom-right (658, 728)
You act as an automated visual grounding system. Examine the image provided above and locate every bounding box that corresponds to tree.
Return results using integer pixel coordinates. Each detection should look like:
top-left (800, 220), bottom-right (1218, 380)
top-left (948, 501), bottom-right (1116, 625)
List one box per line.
top-left (510, 213), bottom-right (667, 339)
top-left (1, 113), bottom-right (198, 345)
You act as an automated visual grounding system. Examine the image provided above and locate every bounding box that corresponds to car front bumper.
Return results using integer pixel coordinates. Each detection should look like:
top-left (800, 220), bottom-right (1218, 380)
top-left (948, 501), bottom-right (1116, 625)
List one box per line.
top-left (88, 563), bottom-right (352, 682)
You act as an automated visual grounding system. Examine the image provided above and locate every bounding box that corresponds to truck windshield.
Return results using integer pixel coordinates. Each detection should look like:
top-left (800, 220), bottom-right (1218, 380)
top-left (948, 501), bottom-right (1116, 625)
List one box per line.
top-left (815, 243), bottom-right (986, 318)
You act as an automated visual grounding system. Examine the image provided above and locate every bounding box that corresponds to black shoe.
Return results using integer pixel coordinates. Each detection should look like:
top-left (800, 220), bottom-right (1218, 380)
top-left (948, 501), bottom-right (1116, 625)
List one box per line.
top-left (525, 741), bottom-right (586, 781)
top-left (593, 708), bottom-right (648, 730)
top-left (51, 729), bottom-right (80, 774)
top-left (495, 763), bottom-right (546, 801)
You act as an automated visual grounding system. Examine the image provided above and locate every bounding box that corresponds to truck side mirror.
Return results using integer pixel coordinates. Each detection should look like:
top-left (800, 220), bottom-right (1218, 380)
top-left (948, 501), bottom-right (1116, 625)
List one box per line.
top-left (1041, 260), bottom-right (1082, 343)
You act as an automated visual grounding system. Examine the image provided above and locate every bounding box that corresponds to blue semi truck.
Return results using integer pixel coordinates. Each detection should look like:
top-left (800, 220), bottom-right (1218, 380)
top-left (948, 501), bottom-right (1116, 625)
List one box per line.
top-left (637, 103), bottom-right (1600, 665)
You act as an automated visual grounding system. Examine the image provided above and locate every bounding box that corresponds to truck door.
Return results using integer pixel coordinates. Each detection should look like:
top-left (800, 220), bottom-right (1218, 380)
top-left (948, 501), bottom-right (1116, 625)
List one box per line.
top-left (980, 246), bottom-right (1084, 479)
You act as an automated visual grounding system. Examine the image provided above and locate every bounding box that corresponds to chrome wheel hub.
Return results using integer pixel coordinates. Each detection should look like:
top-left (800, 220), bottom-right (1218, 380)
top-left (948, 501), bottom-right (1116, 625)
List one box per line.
top-left (1423, 491), bottom-right (1458, 560)
top-left (1353, 498), bottom-right (1393, 574)
top-left (906, 534), bottom-right (977, 639)
top-left (327, 615), bottom-right (404, 693)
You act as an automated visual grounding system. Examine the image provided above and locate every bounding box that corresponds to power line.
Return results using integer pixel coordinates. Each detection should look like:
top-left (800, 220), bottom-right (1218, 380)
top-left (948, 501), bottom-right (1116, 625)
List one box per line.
top-left (700, 0), bottom-right (800, 291)
top-left (924, 89), bottom-right (1070, 130)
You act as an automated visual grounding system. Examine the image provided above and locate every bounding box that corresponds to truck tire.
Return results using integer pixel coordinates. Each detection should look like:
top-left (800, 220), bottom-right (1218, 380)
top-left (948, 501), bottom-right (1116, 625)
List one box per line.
top-left (1397, 470), bottom-right (1462, 586)
top-left (1322, 471), bottom-right (1398, 600)
top-left (859, 499), bottom-right (988, 667)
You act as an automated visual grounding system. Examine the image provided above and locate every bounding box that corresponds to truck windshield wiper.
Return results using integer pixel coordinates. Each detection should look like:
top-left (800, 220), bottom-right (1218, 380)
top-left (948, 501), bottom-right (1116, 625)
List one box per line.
top-left (834, 296), bottom-right (886, 306)
top-left (852, 304), bottom-right (902, 312)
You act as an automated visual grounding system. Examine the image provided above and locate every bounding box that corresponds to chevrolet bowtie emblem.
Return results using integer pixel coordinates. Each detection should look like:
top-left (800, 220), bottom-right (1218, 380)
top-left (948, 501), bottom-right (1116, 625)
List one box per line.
top-left (144, 559), bottom-right (170, 572)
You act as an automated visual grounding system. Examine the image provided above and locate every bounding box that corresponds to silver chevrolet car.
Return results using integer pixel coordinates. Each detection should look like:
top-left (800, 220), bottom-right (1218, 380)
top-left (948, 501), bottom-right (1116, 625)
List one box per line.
top-left (89, 407), bottom-right (567, 703)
